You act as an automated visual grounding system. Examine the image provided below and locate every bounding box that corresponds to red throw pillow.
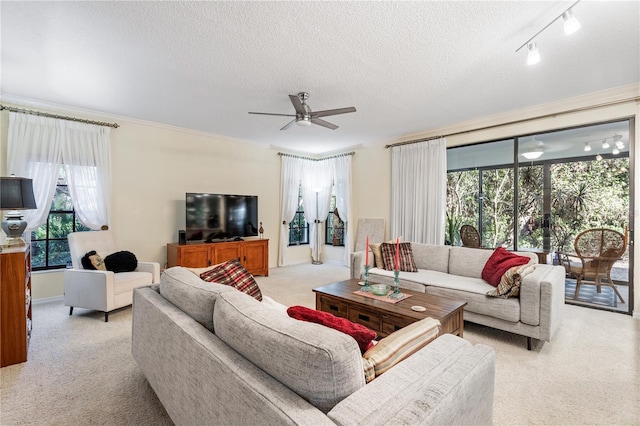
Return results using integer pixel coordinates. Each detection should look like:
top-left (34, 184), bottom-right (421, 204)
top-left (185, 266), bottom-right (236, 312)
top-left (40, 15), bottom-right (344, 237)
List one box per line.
top-left (481, 247), bottom-right (531, 287)
top-left (287, 306), bottom-right (376, 353)
top-left (200, 258), bottom-right (262, 301)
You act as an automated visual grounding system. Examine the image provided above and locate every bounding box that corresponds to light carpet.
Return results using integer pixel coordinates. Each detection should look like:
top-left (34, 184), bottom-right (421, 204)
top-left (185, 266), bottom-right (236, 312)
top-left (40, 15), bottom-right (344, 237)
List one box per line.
top-left (1, 263), bottom-right (638, 425)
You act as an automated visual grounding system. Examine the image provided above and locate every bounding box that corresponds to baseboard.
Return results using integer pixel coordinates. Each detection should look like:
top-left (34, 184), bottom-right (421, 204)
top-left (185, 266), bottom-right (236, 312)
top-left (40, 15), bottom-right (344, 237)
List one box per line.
top-left (33, 295), bottom-right (64, 305)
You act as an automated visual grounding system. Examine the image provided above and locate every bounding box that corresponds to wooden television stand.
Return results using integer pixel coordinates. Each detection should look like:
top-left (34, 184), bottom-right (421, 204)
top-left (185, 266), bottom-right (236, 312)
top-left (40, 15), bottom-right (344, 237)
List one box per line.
top-left (167, 239), bottom-right (269, 276)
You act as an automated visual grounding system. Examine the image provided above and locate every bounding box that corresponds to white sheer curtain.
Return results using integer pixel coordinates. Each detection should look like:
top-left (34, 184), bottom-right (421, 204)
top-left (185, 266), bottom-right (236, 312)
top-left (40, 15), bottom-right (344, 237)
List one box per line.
top-left (6, 112), bottom-right (112, 234)
top-left (390, 138), bottom-right (447, 244)
top-left (301, 160), bottom-right (333, 262)
top-left (61, 121), bottom-right (111, 229)
top-left (332, 155), bottom-right (352, 265)
top-left (6, 113), bottom-right (63, 234)
top-left (278, 156), bottom-right (303, 266)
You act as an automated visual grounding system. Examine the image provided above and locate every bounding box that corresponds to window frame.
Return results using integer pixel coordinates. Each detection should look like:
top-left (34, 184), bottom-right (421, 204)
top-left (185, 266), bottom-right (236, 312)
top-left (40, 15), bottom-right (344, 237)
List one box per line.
top-left (288, 184), bottom-right (309, 246)
top-left (325, 189), bottom-right (345, 246)
top-left (30, 166), bottom-right (91, 271)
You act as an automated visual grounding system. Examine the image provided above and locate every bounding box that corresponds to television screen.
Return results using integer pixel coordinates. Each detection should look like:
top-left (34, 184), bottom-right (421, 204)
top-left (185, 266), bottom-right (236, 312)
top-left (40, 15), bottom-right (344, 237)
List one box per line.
top-left (186, 193), bottom-right (258, 242)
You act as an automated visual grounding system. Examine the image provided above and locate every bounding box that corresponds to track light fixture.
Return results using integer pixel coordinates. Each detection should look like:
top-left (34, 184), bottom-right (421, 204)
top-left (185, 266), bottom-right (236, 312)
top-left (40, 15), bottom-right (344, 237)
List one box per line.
top-left (516, 0), bottom-right (582, 65)
top-left (584, 142), bottom-right (591, 152)
top-left (602, 139), bottom-right (610, 149)
top-left (527, 43), bottom-right (540, 65)
top-left (562, 9), bottom-right (581, 35)
top-left (614, 135), bottom-right (624, 149)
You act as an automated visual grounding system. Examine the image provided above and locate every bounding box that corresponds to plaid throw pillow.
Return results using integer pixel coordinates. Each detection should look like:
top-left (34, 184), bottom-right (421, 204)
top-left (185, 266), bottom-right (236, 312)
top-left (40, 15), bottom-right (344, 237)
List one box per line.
top-left (380, 242), bottom-right (418, 272)
top-left (200, 258), bottom-right (262, 301)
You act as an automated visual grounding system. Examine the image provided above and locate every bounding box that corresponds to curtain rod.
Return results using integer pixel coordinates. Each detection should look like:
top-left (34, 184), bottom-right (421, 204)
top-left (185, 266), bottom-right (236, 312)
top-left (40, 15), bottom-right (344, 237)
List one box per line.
top-left (385, 96), bottom-right (640, 149)
top-left (0, 105), bottom-right (119, 128)
top-left (278, 151), bottom-right (355, 161)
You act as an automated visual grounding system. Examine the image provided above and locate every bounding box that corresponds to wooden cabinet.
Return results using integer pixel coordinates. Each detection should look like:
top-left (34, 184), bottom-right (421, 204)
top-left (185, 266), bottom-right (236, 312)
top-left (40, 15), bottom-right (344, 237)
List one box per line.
top-left (1, 246), bottom-right (32, 367)
top-left (167, 239), bottom-right (269, 276)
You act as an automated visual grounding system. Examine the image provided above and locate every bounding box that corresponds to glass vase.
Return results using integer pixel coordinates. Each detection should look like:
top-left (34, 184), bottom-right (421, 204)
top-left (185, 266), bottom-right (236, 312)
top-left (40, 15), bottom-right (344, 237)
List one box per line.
top-left (389, 269), bottom-right (404, 299)
top-left (361, 265), bottom-right (372, 292)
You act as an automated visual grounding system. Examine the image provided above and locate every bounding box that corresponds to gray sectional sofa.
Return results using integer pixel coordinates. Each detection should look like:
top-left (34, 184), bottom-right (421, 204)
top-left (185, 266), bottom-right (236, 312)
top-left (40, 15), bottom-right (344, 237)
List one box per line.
top-left (132, 266), bottom-right (496, 425)
top-left (351, 243), bottom-right (565, 349)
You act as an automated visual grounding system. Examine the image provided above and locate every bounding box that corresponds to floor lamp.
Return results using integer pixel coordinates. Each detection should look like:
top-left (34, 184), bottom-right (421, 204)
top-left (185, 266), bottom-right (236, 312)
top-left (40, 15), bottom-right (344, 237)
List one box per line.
top-left (312, 190), bottom-right (322, 265)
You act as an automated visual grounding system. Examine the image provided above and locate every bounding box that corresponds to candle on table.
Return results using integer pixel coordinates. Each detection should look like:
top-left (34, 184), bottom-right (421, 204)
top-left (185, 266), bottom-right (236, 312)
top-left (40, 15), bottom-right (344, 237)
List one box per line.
top-left (365, 235), bottom-right (369, 266)
top-left (395, 237), bottom-right (400, 270)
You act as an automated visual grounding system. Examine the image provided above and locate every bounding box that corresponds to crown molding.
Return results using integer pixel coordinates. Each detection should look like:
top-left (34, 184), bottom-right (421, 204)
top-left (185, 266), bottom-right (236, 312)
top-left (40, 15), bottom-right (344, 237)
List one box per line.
top-left (0, 93), bottom-right (257, 147)
top-left (390, 83), bottom-right (640, 145)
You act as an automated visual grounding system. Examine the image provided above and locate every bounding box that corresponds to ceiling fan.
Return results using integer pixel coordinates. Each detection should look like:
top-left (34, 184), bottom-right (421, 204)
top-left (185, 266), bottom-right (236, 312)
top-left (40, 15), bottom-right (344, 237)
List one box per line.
top-left (248, 92), bottom-right (356, 130)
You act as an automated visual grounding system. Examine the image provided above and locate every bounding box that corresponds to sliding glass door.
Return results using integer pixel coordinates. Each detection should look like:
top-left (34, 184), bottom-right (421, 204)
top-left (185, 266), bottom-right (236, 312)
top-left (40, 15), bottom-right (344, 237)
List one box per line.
top-left (447, 119), bottom-right (633, 314)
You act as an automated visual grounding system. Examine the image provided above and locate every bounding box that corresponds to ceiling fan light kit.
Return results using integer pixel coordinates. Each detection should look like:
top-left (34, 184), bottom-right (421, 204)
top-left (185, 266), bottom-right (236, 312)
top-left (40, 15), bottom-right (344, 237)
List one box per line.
top-left (249, 92), bottom-right (356, 130)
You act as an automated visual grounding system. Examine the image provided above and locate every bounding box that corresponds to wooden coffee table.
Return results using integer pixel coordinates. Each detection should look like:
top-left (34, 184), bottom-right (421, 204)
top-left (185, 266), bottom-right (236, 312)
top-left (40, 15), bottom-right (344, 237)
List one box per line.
top-left (313, 279), bottom-right (467, 338)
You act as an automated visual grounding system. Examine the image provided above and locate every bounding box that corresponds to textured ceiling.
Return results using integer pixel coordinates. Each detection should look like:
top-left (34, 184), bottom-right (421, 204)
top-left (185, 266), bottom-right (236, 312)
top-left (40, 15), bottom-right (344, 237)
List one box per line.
top-left (1, 1), bottom-right (639, 154)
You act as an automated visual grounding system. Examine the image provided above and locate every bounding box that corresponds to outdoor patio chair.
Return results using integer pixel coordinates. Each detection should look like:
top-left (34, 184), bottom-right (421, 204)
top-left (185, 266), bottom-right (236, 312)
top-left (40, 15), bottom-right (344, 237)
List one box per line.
top-left (558, 228), bottom-right (627, 303)
top-left (460, 225), bottom-right (481, 248)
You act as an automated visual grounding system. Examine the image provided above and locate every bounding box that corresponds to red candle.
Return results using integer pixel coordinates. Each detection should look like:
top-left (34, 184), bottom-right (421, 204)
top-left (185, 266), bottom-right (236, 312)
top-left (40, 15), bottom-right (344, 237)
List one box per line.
top-left (395, 237), bottom-right (400, 270)
top-left (365, 235), bottom-right (369, 266)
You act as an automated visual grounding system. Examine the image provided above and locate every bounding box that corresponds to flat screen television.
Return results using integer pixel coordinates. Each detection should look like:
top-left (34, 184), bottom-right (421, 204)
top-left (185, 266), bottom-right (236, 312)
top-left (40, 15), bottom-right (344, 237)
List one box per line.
top-left (185, 193), bottom-right (258, 242)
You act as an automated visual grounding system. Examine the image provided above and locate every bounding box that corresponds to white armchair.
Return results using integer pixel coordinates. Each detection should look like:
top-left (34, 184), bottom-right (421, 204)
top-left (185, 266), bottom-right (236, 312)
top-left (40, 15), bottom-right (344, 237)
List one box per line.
top-left (64, 230), bottom-right (160, 321)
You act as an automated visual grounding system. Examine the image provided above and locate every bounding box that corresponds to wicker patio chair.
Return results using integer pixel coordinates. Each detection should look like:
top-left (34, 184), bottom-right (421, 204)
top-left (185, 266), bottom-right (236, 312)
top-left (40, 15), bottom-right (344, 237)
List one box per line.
top-left (558, 228), bottom-right (627, 303)
top-left (460, 225), bottom-right (481, 248)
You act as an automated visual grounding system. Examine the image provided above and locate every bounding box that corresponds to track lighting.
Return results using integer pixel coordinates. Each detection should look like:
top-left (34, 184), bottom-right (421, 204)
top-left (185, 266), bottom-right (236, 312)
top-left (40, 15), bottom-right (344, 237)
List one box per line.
top-left (613, 147), bottom-right (620, 155)
top-left (527, 43), bottom-right (540, 65)
top-left (516, 0), bottom-right (582, 65)
top-left (614, 135), bottom-right (624, 149)
top-left (584, 142), bottom-right (591, 152)
top-left (562, 9), bottom-right (581, 35)
top-left (602, 139), bottom-right (610, 149)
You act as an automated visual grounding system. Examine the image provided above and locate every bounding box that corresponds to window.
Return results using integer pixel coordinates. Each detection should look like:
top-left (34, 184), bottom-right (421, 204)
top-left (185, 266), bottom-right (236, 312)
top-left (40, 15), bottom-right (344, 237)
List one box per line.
top-left (30, 166), bottom-right (91, 270)
top-left (326, 189), bottom-right (345, 246)
top-left (288, 185), bottom-right (309, 245)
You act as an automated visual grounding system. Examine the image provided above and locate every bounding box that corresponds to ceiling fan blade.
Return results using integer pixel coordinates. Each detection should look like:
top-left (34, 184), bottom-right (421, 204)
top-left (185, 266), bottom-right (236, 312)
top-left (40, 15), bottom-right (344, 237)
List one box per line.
top-left (311, 117), bottom-right (338, 130)
top-left (249, 112), bottom-right (296, 117)
top-left (311, 107), bottom-right (356, 118)
top-left (289, 95), bottom-right (306, 115)
top-left (280, 119), bottom-right (297, 131)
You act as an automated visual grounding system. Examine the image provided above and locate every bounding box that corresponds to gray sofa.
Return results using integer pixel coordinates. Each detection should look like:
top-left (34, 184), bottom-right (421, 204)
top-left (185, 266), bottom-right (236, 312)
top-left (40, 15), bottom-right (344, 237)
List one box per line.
top-left (351, 244), bottom-right (565, 350)
top-left (132, 266), bottom-right (496, 425)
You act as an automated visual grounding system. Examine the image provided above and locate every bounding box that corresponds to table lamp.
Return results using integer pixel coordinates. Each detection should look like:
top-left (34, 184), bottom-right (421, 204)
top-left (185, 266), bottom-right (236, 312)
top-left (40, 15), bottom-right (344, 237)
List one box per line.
top-left (1, 175), bottom-right (37, 248)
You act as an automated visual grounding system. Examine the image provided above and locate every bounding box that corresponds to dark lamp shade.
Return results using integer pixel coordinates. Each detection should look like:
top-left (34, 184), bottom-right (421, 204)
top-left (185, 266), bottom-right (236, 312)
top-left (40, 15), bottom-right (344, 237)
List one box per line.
top-left (0, 177), bottom-right (37, 210)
